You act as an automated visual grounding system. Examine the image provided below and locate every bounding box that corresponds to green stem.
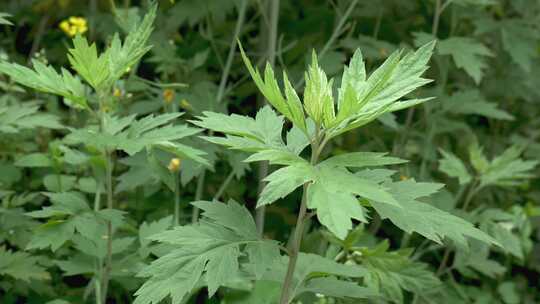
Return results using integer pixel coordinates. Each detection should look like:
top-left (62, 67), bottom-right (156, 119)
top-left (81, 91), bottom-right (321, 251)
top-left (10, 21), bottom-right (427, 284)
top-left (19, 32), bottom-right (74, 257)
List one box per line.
top-left (213, 170), bottom-right (235, 202)
top-left (256, 0), bottom-right (280, 236)
top-left (192, 0), bottom-right (248, 221)
top-left (279, 134), bottom-right (324, 304)
top-left (173, 172), bottom-right (180, 226)
top-left (394, 0), bottom-right (446, 158)
top-left (93, 185), bottom-right (102, 304)
top-left (192, 171), bottom-right (205, 222)
top-left (100, 151), bottom-right (114, 303)
top-left (436, 180), bottom-right (480, 277)
top-left (294, 0), bottom-right (359, 89)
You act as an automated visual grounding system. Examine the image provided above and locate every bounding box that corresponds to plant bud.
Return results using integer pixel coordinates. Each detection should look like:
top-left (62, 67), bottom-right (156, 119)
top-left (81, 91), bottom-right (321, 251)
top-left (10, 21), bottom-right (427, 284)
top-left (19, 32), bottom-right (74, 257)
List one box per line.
top-left (163, 89), bottom-right (175, 104)
top-left (168, 158), bottom-right (181, 172)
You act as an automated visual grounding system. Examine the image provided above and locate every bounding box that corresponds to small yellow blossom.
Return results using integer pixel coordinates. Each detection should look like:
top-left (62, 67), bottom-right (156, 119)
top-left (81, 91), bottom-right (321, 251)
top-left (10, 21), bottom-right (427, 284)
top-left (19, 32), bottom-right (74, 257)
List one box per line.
top-left (179, 98), bottom-right (191, 109)
top-left (113, 87), bottom-right (122, 97)
top-left (163, 89), bottom-right (175, 104)
top-left (400, 175), bottom-right (408, 181)
top-left (59, 16), bottom-right (88, 37)
top-left (168, 158), bottom-right (181, 172)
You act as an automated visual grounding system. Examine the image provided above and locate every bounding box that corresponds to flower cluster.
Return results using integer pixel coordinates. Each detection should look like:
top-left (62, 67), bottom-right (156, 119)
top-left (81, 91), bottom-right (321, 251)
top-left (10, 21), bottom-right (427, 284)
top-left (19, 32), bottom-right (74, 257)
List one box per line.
top-left (59, 17), bottom-right (88, 37)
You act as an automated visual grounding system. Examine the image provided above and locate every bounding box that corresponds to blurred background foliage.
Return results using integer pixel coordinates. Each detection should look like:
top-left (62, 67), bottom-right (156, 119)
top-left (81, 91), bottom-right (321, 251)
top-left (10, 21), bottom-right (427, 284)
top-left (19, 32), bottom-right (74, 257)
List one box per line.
top-left (0, 0), bottom-right (539, 303)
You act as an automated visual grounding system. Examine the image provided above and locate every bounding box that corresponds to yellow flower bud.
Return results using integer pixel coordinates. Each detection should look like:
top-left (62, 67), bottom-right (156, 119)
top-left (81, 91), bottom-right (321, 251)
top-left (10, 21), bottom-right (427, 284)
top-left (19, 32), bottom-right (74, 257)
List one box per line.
top-left (163, 89), bottom-right (175, 104)
top-left (179, 99), bottom-right (191, 109)
top-left (113, 87), bottom-right (122, 97)
top-left (168, 158), bottom-right (181, 172)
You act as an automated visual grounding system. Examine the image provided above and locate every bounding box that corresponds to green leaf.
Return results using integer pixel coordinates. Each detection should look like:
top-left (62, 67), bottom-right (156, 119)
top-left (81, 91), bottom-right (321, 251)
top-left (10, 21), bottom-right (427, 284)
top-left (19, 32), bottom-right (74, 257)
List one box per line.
top-left (0, 246), bottom-right (50, 282)
top-left (479, 145), bottom-right (538, 187)
top-left (320, 152), bottom-right (407, 168)
top-left (196, 106), bottom-right (307, 166)
top-left (67, 35), bottom-right (110, 90)
top-left (258, 162), bottom-right (315, 207)
top-left (43, 175), bottom-right (77, 192)
top-left (359, 241), bottom-right (441, 303)
top-left (501, 19), bottom-right (538, 72)
top-left (14, 153), bottom-right (52, 167)
top-left (262, 253), bottom-right (372, 301)
top-left (438, 149), bottom-right (472, 185)
top-left (442, 90), bottom-right (514, 120)
top-left (239, 43), bottom-right (306, 131)
top-left (468, 142), bottom-right (489, 174)
top-left (0, 12), bottom-right (13, 25)
top-left (328, 41), bottom-right (435, 137)
top-left (371, 180), bottom-right (498, 247)
top-left (0, 103), bottom-right (63, 134)
top-left (134, 200), bottom-right (280, 304)
top-left (306, 164), bottom-right (398, 239)
top-left (438, 37), bottom-right (493, 84)
top-left (0, 60), bottom-right (88, 109)
top-left (298, 277), bottom-right (376, 299)
top-left (107, 4), bottom-right (157, 83)
top-left (303, 50), bottom-right (335, 126)
top-left (26, 219), bottom-right (76, 252)
top-left (139, 216), bottom-right (173, 248)
top-left (307, 181), bottom-right (367, 239)
top-left (65, 113), bottom-right (203, 159)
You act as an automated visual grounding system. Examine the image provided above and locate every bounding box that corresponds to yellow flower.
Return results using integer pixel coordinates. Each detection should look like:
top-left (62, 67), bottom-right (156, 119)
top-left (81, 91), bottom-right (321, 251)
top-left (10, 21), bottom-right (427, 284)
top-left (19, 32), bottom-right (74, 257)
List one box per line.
top-left (400, 175), bottom-right (408, 181)
top-left (168, 158), bottom-right (181, 172)
top-left (59, 16), bottom-right (88, 37)
top-left (113, 87), bottom-right (122, 97)
top-left (163, 89), bottom-right (175, 104)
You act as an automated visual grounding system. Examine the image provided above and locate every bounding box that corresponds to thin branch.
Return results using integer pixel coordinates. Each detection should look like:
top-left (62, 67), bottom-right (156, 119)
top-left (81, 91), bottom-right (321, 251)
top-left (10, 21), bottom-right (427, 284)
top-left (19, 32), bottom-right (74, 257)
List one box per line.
top-left (294, 0), bottom-right (359, 89)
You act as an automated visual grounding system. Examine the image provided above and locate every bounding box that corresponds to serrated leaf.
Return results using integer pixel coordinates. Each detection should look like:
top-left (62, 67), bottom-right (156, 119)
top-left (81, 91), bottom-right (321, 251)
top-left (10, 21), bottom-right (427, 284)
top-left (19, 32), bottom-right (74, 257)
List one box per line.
top-left (358, 241), bottom-right (440, 302)
top-left (263, 253), bottom-right (372, 301)
top-left (239, 43), bottom-right (306, 131)
top-left (67, 35), bottom-right (110, 90)
top-left (371, 180), bottom-right (498, 247)
top-left (320, 152), bottom-right (407, 168)
top-left (0, 60), bottom-right (87, 109)
top-left (438, 149), bottom-right (472, 185)
top-left (0, 246), bottom-right (50, 282)
top-left (134, 200), bottom-right (280, 304)
top-left (501, 19), bottom-right (538, 72)
top-left (328, 41), bottom-right (435, 137)
top-left (438, 37), bottom-right (493, 84)
top-left (258, 163), bottom-right (315, 207)
top-left (107, 4), bottom-right (156, 83)
top-left (307, 165), bottom-right (398, 239)
top-left (443, 90), bottom-right (514, 120)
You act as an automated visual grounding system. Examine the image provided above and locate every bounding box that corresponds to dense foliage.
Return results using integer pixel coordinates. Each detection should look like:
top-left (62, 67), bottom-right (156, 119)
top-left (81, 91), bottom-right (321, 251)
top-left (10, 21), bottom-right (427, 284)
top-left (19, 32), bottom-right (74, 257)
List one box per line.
top-left (0, 0), bottom-right (539, 303)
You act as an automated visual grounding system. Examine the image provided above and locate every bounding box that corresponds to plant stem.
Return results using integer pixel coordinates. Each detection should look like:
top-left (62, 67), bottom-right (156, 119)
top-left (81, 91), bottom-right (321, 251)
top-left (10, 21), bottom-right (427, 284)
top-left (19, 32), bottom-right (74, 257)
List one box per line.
top-left (436, 180), bottom-right (479, 276)
top-left (213, 170), bottom-right (235, 202)
top-left (279, 135), bottom-right (323, 304)
top-left (294, 0), bottom-right (359, 89)
top-left (27, 14), bottom-right (50, 63)
top-left (216, 0), bottom-right (248, 104)
top-left (395, 0), bottom-right (446, 158)
top-left (256, 0), bottom-right (280, 236)
top-left (173, 172), bottom-right (180, 226)
top-left (93, 185), bottom-right (102, 304)
top-left (100, 150), bottom-right (114, 303)
top-left (191, 171), bottom-right (205, 222)
top-left (432, 0), bottom-right (443, 37)
top-left (192, 0), bottom-right (248, 221)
